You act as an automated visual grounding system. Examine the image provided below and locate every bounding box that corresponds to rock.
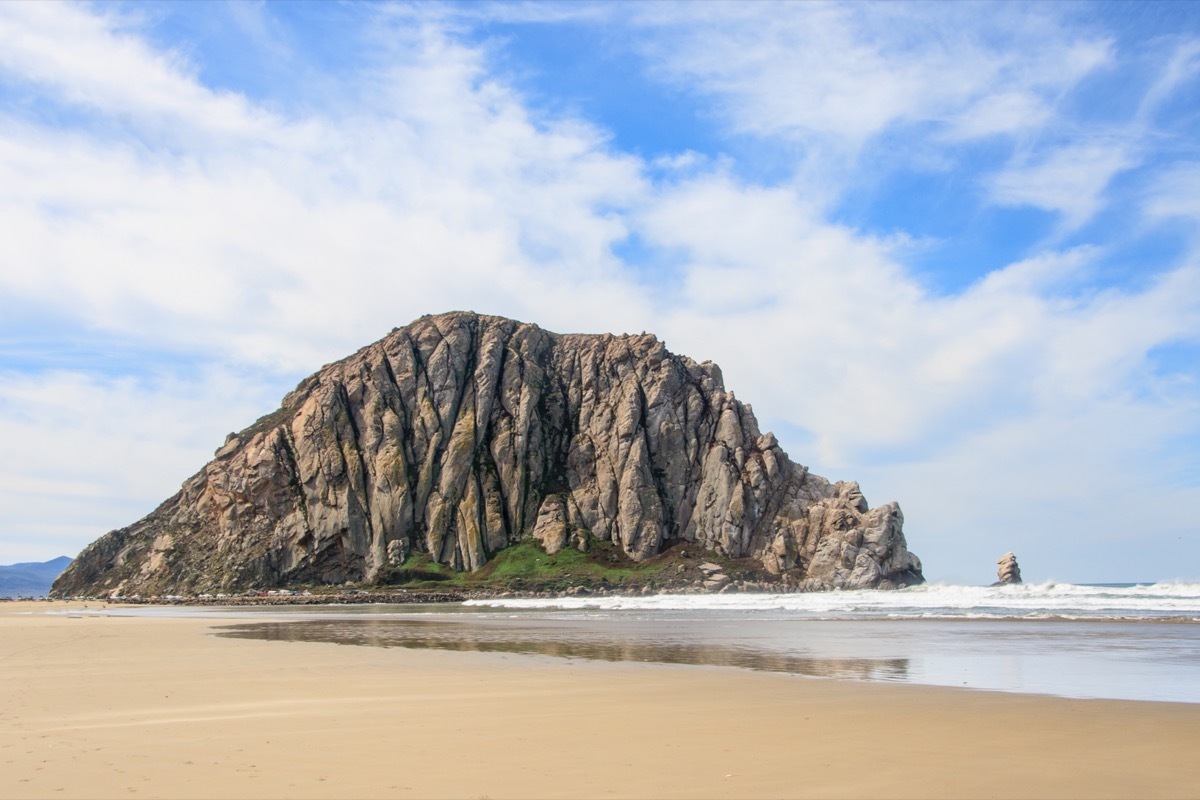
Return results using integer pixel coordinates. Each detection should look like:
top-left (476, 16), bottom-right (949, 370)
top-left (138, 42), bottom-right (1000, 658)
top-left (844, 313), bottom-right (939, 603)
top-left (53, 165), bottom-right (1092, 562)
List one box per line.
top-left (698, 562), bottom-right (723, 574)
top-left (995, 552), bottom-right (1022, 585)
top-left (385, 539), bottom-right (408, 567)
top-left (530, 495), bottom-right (570, 555)
top-left (704, 574), bottom-right (731, 591)
top-left (214, 433), bottom-right (240, 459)
top-left (51, 311), bottom-right (923, 597)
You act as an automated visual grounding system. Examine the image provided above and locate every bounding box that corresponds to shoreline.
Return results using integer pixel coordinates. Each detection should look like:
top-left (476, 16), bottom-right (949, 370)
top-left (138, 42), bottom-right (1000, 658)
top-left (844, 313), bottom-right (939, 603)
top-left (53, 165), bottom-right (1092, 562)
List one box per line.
top-left (10, 577), bottom-right (789, 606)
top-left (4, 601), bottom-right (1200, 799)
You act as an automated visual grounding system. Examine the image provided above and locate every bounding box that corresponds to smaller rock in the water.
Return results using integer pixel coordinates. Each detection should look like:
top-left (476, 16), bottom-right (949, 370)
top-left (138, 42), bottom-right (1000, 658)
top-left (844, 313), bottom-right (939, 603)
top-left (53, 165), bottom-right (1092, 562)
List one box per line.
top-left (995, 552), bottom-right (1022, 585)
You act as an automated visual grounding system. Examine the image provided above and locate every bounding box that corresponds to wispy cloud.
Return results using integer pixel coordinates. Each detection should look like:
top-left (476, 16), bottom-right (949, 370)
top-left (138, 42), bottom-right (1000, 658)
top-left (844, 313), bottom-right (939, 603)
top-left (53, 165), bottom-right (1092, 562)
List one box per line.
top-left (989, 141), bottom-right (1139, 231)
top-left (629, 3), bottom-right (1111, 156)
top-left (0, 367), bottom-right (281, 562)
top-left (0, 3), bottom-right (272, 139)
top-left (1146, 161), bottom-right (1200, 223)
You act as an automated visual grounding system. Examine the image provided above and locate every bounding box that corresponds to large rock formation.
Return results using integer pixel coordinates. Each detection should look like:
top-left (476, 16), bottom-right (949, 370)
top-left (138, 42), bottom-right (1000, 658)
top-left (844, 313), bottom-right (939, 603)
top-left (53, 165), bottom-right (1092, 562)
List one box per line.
top-left (52, 312), bottom-right (922, 597)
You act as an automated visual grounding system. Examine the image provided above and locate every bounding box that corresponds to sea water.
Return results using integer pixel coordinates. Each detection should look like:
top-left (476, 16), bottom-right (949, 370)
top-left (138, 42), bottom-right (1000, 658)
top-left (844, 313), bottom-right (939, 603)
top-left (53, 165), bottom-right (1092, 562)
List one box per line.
top-left (209, 582), bottom-right (1200, 704)
top-left (465, 580), bottom-right (1200, 620)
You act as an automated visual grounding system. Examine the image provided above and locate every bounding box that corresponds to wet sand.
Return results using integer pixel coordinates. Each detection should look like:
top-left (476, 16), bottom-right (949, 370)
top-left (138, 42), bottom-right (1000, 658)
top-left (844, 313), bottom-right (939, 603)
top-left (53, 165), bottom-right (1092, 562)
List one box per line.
top-left (3, 601), bottom-right (1198, 799)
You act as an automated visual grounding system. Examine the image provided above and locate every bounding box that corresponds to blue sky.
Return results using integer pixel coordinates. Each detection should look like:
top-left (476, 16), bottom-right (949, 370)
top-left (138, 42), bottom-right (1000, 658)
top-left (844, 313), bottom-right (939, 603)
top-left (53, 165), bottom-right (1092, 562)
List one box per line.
top-left (1, 1), bottom-right (1198, 583)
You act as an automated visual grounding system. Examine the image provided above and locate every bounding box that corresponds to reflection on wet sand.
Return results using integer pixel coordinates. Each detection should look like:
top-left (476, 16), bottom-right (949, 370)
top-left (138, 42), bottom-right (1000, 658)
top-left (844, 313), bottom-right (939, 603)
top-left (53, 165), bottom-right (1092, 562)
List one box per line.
top-left (217, 618), bottom-right (909, 682)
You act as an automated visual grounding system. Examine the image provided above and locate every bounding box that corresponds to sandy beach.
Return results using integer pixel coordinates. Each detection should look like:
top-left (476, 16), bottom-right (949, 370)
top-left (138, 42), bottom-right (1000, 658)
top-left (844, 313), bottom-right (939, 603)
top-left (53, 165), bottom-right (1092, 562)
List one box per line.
top-left (3, 601), bottom-right (1198, 799)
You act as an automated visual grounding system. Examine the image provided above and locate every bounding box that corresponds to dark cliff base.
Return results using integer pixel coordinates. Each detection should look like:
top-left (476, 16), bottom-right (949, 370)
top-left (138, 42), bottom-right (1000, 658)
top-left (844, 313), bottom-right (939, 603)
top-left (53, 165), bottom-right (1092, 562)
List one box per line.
top-left (56, 539), bottom-right (918, 603)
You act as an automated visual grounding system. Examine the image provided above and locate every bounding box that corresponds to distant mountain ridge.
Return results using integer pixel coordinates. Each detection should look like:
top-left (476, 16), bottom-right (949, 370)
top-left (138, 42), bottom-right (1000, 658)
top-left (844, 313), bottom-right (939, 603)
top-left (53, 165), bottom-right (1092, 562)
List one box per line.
top-left (0, 556), bottom-right (72, 597)
top-left (53, 311), bottom-right (922, 597)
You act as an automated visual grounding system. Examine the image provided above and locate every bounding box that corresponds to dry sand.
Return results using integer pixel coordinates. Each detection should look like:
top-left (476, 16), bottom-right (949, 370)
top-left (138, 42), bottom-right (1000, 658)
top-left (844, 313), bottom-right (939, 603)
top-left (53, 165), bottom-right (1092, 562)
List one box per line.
top-left (2, 601), bottom-right (1198, 800)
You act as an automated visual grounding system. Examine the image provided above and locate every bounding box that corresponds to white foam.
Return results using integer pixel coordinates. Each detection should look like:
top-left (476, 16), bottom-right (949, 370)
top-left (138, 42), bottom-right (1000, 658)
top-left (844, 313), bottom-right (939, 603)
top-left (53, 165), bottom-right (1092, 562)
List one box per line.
top-left (462, 581), bottom-right (1200, 620)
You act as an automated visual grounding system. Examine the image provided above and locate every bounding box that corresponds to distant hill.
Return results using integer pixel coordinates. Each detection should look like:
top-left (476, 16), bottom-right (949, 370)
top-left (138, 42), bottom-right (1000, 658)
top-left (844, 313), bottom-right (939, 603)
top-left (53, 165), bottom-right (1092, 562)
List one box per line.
top-left (0, 556), bottom-right (73, 598)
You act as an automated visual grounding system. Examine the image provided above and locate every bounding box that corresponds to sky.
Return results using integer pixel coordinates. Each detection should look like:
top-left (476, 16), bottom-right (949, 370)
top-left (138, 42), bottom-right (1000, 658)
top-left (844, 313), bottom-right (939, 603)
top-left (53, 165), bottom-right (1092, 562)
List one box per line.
top-left (1, 1), bottom-right (1198, 584)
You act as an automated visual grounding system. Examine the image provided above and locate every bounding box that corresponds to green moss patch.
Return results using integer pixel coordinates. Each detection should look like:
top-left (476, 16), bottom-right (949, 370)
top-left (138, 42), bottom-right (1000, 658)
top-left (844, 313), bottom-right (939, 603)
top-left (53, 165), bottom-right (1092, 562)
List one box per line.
top-left (367, 538), bottom-right (778, 593)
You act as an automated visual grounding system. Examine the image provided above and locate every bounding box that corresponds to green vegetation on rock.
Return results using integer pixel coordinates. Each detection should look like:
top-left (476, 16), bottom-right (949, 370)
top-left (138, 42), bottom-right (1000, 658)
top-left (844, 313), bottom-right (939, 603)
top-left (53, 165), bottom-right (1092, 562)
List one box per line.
top-left (370, 539), bottom-right (766, 594)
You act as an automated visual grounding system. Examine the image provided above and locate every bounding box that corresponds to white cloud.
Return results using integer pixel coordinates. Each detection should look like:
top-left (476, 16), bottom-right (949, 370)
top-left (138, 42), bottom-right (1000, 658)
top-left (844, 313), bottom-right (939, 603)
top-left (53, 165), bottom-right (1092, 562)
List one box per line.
top-left (861, 386), bottom-right (1200, 584)
top-left (989, 141), bottom-right (1139, 231)
top-left (947, 91), bottom-right (1053, 140)
top-left (630, 2), bottom-right (1111, 150)
top-left (0, 367), bottom-right (286, 562)
top-left (1146, 162), bottom-right (1200, 223)
top-left (972, 246), bottom-right (1098, 296)
top-left (1137, 39), bottom-right (1200, 121)
top-left (624, 1), bottom-right (1180, 241)
top-left (639, 174), bottom-right (1200, 567)
top-left (0, 2), bottom-right (272, 139)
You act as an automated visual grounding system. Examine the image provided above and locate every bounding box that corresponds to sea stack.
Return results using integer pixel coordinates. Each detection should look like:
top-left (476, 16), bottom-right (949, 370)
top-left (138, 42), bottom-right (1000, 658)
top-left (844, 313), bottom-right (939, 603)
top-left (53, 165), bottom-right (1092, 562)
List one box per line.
top-left (996, 552), bottom-right (1022, 585)
top-left (52, 311), bottom-right (923, 598)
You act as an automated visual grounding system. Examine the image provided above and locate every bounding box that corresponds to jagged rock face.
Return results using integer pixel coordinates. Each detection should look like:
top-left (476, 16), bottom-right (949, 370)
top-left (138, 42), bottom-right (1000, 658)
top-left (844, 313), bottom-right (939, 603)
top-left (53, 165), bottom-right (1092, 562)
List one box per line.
top-left (52, 312), bottom-right (923, 597)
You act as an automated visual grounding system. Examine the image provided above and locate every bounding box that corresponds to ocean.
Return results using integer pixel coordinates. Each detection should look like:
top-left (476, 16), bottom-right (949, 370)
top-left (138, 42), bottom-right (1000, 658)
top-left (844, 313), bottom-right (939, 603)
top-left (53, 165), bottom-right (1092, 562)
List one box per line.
top-left (208, 581), bottom-right (1200, 705)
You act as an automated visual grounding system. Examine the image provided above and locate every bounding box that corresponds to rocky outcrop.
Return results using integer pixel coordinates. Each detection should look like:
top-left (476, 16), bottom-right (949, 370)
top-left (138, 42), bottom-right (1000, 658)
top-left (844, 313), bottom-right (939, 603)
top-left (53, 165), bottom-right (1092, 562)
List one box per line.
top-left (52, 312), bottom-right (923, 597)
top-left (995, 552), bottom-right (1022, 585)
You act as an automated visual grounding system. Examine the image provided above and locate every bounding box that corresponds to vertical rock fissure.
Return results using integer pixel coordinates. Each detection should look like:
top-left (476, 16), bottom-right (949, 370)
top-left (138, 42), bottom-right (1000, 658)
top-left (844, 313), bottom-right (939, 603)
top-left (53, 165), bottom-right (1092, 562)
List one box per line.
top-left (637, 381), bottom-right (673, 532)
top-left (278, 425), bottom-right (310, 528)
top-left (379, 350), bottom-right (419, 500)
top-left (336, 382), bottom-right (374, 545)
top-left (512, 351), bottom-right (532, 538)
top-left (407, 332), bottom-right (444, 432)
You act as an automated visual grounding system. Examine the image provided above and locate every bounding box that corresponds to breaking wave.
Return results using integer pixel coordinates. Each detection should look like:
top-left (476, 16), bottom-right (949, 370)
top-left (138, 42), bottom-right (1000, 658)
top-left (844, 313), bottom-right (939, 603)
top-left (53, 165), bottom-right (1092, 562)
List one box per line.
top-left (463, 581), bottom-right (1200, 621)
